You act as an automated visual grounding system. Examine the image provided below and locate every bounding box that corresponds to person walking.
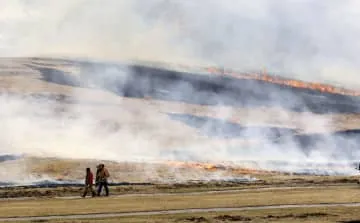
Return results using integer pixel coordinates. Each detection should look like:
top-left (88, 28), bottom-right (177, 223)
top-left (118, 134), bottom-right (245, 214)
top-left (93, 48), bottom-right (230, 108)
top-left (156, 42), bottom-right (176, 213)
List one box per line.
top-left (95, 164), bottom-right (101, 189)
top-left (82, 168), bottom-right (96, 198)
top-left (97, 164), bottom-right (110, 196)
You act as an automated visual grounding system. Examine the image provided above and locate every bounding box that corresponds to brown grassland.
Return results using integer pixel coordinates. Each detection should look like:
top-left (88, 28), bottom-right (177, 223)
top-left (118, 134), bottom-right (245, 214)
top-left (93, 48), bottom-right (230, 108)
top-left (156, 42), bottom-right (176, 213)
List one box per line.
top-left (1, 184), bottom-right (360, 222)
top-left (2, 58), bottom-right (360, 222)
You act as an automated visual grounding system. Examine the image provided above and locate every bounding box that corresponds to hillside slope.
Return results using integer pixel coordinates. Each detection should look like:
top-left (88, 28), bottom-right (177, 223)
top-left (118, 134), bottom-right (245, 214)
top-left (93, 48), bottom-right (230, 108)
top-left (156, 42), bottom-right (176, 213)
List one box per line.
top-left (1, 57), bottom-right (360, 181)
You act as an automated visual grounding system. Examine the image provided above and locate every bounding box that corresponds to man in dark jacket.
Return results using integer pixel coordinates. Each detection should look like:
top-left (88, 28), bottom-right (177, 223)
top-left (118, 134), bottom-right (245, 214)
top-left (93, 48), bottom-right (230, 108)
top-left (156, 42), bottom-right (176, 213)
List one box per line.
top-left (97, 164), bottom-right (110, 196)
top-left (82, 168), bottom-right (96, 197)
top-left (95, 165), bottom-right (101, 186)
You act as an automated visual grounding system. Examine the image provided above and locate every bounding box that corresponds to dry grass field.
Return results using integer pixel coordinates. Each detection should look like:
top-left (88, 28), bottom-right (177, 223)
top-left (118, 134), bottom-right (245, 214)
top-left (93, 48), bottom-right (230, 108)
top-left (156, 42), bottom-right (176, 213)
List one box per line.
top-left (1, 185), bottom-right (360, 222)
top-left (2, 57), bottom-right (360, 135)
top-left (39, 207), bottom-right (360, 223)
top-left (2, 57), bottom-right (360, 222)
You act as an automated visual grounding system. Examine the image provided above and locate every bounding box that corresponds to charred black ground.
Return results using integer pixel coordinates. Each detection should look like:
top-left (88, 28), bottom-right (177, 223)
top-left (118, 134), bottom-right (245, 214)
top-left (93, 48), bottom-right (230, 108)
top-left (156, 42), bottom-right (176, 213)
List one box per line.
top-left (20, 59), bottom-right (360, 156)
top-left (27, 60), bottom-right (360, 114)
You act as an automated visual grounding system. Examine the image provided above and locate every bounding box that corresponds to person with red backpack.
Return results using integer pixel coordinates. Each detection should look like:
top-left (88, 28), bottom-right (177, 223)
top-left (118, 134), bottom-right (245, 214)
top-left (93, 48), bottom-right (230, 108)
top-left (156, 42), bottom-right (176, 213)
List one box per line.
top-left (82, 167), bottom-right (96, 197)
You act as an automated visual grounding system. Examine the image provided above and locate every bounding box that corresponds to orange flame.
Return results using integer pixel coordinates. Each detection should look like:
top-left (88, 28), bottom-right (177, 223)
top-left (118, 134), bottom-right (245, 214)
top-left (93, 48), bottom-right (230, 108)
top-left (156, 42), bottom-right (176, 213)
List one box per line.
top-left (165, 161), bottom-right (276, 174)
top-left (165, 161), bottom-right (223, 171)
top-left (204, 67), bottom-right (360, 96)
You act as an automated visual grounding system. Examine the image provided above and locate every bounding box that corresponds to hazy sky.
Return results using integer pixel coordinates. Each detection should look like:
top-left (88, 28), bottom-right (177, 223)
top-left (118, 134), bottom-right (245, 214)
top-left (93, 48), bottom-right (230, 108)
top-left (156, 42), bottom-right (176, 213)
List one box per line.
top-left (1, 0), bottom-right (360, 88)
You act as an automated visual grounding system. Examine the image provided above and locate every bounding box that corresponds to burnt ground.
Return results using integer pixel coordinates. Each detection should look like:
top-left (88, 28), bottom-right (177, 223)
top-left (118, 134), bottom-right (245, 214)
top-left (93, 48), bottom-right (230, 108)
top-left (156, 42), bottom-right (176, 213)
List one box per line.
top-left (27, 61), bottom-right (360, 114)
top-left (166, 113), bottom-right (360, 159)
top-left (123, 64), bottom-right (360, 114)
top-left (167, 113), bottom-right (297, 139)
top-left (182, 212), bottom-right (336, 222)
top-left (2, 60), bottom-right (360, 169)
top-left (21, 59), bottom-right (360, 157)
top-left (2, 57), bottom-right (360, 183)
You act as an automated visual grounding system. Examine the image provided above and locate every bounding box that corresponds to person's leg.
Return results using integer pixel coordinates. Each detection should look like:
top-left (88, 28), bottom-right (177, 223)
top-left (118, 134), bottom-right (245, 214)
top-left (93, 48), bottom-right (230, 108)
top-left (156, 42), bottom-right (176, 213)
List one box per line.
top-left (97, 182), bottom-right (103, 196)
top-left (94, 182), bottom-right (98, 195)
top-left (90, 185), bottom-right (96, 197)
top-left (82, 185), bottom-right (89, 197)
top-left (104, 181), bottom-right (109, 196)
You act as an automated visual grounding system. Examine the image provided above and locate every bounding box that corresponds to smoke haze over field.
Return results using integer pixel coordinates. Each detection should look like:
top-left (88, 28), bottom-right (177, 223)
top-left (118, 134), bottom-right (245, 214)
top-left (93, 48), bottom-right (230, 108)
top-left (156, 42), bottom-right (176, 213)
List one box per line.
top-left (0, 59), bottom-right (360, 179)
top-left (1, 1), bottom-right (360, 183)
top-left (1, 0), bottom-right (360, 87)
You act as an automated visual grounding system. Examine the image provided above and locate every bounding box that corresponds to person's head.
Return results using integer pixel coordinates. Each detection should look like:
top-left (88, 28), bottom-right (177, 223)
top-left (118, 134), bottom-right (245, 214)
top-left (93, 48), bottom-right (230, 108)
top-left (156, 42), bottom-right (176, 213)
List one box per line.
top-left (86, 167), bottom-right (90, 173)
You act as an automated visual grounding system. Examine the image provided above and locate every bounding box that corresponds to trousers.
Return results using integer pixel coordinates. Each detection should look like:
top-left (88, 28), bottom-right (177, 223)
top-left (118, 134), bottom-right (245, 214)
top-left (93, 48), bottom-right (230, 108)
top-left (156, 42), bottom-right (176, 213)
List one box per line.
top-left (82, 184), bottom-right (96, 197)
top-left (97, 180), bottom-right (109, 196)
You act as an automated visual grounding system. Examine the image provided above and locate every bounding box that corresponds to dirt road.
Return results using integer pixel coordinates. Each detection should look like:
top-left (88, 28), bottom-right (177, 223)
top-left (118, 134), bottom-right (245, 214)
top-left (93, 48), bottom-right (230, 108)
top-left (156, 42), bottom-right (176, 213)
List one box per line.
top-left (0, 185), bottom-right (338, 201)
top-left (1, 202), bottom-right (360, 222)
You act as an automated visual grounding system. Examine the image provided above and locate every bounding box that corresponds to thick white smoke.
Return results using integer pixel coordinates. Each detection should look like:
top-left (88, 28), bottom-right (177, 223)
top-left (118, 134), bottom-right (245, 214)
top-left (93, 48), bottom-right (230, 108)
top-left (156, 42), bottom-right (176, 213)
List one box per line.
top-left (1, 0), bottom-right (360, 183)
top-left (0, 0), bottom-right (202, 65)
top-left (0, 61), bottom-right (359, 178)
top-left (1, 0), bottom-right (360, 87)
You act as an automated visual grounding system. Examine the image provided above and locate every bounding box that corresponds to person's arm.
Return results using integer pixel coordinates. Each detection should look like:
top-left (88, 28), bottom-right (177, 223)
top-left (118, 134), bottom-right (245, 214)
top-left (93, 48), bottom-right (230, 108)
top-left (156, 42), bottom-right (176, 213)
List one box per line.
top-left (105, 169), bottom-right (110, 178)
top-left (89, 173), bottom-right (94, 185)
top-left (85, 173), bottom-right (92, 185)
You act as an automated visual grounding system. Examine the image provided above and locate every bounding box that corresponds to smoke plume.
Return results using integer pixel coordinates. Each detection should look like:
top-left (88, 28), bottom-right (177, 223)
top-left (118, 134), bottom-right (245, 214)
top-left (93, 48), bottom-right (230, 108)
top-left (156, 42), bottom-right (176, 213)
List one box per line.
top-left (1, 0), bottom-right (360, 87)
top-left (1, 1), bottom-right (360, 183)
